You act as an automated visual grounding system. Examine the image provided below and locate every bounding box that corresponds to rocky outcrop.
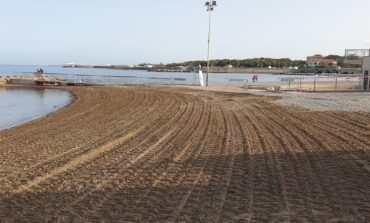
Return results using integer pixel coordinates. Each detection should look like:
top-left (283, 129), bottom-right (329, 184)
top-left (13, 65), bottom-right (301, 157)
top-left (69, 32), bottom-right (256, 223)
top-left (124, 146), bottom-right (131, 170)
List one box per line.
top-left (0, 78), bottom-right (8, 85)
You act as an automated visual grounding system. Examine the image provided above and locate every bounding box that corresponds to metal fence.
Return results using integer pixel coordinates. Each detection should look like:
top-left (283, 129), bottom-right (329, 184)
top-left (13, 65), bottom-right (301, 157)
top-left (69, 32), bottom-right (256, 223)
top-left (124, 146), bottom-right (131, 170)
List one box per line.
top-left (234, 76), bottom-right (364, 92)
top-left (8, 73), bottom-right (366, 92)
top-left (44, 73), bottom-right (201, 86)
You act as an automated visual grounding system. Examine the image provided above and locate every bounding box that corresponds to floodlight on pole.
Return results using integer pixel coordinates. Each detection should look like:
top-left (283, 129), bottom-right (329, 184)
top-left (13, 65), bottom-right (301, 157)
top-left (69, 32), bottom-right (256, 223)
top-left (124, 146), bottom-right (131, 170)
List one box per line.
top-left (205, 1), bottom-right (217, 86)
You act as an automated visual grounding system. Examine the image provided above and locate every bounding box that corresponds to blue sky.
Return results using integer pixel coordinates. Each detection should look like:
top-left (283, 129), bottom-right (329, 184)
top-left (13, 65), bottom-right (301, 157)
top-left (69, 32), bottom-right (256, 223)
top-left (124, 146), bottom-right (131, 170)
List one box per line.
top-left (0, 0), bottom-right (370, 65)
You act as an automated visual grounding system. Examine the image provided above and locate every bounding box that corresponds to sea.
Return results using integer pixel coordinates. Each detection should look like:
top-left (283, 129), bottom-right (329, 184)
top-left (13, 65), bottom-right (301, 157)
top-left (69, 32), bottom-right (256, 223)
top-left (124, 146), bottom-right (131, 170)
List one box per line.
top-left (0, 87), bottom-right (72, 130)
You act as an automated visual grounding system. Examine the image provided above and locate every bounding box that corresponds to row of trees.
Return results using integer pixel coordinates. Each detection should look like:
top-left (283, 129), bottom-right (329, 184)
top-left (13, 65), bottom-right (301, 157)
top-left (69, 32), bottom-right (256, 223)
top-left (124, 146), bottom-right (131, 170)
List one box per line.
top-left (165, 58), bottom-right (306, 69)
top-left (161, 56), bottom-right (361, 70)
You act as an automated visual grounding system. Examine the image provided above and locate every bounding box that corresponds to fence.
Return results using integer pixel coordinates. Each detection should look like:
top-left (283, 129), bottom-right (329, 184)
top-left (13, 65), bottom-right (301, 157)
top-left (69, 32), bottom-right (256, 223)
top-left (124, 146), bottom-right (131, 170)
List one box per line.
top-left (8, 73), bottom-right (366, 92)
top-left (237, 76), bottom-right (364, 92)
top-left (42, 73), bottom-right (201, 86)
top-left (278, 76), bottom-right (363, 92)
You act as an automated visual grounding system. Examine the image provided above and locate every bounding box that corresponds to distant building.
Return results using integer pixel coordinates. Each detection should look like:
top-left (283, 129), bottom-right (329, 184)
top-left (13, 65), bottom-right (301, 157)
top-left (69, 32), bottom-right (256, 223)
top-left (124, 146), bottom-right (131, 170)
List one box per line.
top-left (306, 55), bottom-right (337, 67)
top-left (175, 66), bottom-right (187, 71)
top-left (288, 66), bottom-right (299, 70)
top-left (63, 62), bottom-right (76, 68)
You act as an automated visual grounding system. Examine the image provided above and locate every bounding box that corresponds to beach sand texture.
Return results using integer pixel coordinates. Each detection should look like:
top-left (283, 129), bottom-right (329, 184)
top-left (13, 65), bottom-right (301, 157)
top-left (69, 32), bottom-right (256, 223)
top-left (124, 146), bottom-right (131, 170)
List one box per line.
top-left (0, 86), bottom-right (369, 222)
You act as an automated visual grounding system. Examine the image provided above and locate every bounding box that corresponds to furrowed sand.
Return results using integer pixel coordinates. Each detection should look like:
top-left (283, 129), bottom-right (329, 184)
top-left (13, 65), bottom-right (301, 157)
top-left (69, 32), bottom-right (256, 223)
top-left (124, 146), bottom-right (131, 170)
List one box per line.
top-left (0, 85), bottom-right (369, 222)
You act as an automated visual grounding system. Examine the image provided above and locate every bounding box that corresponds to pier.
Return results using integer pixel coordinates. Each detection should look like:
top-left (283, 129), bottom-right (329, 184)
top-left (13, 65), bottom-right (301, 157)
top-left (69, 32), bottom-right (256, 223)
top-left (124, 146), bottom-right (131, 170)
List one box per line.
top-left (6, 76), bottom-right (65, 86)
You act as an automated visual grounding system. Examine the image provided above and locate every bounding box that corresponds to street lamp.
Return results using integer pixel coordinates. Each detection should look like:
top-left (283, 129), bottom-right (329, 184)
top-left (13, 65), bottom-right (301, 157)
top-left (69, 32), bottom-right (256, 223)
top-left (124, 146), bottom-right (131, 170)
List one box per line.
top-left (205, 1), bottom-right (217, 86)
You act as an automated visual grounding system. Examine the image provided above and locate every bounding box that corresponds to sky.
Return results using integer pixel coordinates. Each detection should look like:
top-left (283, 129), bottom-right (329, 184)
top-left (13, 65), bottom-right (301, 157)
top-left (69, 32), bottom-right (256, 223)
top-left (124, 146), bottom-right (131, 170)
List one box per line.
top-left (0, 0), bottom-right (370, 65)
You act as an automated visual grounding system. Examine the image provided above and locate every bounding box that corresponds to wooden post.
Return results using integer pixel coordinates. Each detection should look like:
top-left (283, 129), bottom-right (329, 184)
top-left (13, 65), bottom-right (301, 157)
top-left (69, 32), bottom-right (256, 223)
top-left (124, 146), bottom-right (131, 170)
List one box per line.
top-left (364, 71), bottom-right (369, 92)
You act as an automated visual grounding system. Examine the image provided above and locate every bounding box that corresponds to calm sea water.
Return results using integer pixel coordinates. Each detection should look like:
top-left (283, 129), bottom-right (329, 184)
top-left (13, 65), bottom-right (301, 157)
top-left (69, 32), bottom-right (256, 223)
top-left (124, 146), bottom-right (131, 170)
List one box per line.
top-left (0, 64), bottom-right (303, 84)
top-left (0, 88), bottom-right (72, 130)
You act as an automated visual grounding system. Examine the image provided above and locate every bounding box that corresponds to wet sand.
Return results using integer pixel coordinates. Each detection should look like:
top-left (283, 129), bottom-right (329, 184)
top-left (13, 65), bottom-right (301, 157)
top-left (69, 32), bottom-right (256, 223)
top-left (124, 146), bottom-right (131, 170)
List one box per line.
top-left (0, 85), bottom-right (369, 222)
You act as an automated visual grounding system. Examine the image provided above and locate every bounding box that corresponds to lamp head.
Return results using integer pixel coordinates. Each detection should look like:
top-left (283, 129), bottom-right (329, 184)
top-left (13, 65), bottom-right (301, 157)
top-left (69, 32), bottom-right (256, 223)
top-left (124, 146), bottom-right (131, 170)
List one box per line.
top-left (205, 1), bottom-right (217, 11)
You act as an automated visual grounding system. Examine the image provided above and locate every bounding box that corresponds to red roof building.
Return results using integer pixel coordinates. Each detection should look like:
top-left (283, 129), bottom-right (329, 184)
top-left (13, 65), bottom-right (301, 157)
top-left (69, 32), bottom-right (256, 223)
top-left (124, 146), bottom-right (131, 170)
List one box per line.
top-left (306, 55), bottom-right (337, 67)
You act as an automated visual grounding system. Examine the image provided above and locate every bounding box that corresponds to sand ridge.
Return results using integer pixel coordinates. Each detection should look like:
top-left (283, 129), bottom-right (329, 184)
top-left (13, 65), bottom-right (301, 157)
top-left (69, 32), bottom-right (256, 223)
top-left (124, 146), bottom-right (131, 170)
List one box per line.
top-left (0, 85), bottom-right (369, 222)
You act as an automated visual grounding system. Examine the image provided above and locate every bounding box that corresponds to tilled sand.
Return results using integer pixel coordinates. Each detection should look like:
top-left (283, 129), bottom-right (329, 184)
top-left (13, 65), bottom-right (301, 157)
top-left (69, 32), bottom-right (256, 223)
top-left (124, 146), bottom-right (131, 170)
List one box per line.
top-left (0, 86), bottom-right (369, 222)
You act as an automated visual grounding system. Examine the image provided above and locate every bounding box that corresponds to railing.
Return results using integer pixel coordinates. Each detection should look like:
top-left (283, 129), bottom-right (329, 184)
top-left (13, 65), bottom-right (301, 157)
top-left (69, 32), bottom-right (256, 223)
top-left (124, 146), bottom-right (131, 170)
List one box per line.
top-left (230, 76), bottom-right (364, 92)
top-left (7, 73), bottom-right (366, 92)
top-left (17, 73), bottom-right (201, 86)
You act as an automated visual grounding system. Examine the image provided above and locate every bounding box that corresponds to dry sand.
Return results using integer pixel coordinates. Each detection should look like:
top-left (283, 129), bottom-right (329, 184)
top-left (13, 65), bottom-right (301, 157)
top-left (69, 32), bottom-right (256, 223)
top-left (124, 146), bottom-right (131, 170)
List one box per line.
top-left (256, 91), bottom-right (370, 112)
top-left (182, 85), bottom-right (370, 112)
top-left (0, 85), bottom-right (369, 222)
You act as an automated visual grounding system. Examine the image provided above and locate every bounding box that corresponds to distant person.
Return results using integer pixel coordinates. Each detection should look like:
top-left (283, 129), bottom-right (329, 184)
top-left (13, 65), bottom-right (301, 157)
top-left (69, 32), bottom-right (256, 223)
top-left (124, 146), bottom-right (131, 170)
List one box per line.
top-left (36, 68), bottom-right (43, 74)
top-left (252, 75), bottom-right (257, 83)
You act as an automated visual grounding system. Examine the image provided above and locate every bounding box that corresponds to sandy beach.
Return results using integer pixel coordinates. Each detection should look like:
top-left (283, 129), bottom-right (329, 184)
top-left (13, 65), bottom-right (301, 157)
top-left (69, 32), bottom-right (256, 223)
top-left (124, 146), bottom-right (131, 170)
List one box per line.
top-left (0, 85), bottom-right (369, 222)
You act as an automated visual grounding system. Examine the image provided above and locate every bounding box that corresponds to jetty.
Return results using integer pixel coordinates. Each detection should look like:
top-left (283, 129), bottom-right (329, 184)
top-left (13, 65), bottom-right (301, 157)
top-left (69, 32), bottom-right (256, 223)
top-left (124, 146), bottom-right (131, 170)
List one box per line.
top-left (0, 77), bottom-right (7, 86)
top-left (4, 75), bottom-right (65, 86)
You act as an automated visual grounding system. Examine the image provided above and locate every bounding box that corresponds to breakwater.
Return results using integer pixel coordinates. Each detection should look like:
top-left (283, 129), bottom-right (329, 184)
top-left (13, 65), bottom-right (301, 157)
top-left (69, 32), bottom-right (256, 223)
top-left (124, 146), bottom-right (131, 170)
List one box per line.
top-left (0, 78), bottom-right (8, 86)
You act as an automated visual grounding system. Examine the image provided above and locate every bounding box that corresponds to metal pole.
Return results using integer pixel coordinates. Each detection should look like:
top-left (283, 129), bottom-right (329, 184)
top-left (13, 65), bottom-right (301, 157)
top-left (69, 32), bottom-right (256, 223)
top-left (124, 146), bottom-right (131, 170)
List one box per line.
top-left (206, 10), bottom-right (212, 87)
top-left (364, 70), bottom-right (369, 91)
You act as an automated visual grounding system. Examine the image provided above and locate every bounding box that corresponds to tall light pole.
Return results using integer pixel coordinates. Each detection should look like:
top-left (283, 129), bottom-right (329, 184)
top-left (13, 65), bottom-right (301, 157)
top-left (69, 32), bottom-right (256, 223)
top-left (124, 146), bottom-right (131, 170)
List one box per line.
top-left (205, 1), bottom-right (217, 86)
